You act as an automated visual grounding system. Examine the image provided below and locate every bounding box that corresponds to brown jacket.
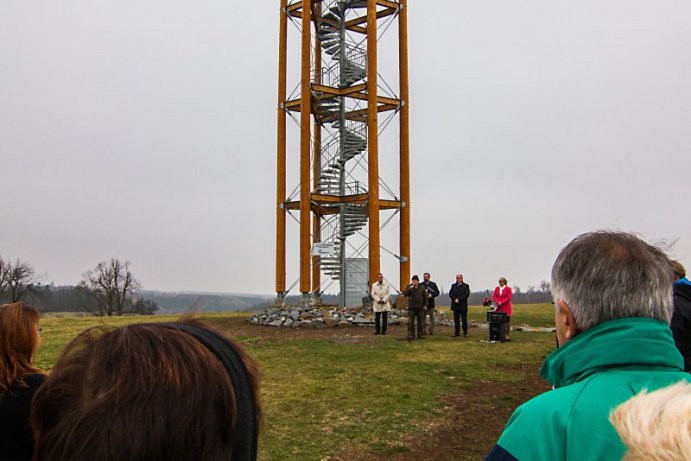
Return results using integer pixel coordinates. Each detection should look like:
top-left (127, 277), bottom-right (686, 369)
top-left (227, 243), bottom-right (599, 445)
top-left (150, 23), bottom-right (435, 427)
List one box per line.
top-left (403, 284), bottom-right (428, 310)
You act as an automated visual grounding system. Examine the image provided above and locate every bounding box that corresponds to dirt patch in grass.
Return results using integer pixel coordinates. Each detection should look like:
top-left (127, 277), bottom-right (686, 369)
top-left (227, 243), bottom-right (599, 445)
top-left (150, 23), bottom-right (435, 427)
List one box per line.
top-left (328, 363), bottom-right (551, 461)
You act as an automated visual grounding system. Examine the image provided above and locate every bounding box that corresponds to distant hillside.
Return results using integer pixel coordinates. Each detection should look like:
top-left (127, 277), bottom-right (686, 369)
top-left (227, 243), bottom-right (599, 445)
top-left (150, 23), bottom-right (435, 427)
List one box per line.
top-left (141, 291), bottom-right (274, 314)
top-left (25, 285), bottom-right (273, 314)
top-left (27, 284), bottom-right (550, 314)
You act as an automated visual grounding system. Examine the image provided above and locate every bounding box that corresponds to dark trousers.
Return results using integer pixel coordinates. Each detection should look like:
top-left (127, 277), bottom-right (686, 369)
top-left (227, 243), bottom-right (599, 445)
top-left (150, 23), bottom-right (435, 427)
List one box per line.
top-left (453, 309), bottom-right (468, 335)
top-left (375, 311), bottom-right (388, 334)
top-left (408, 309), bottom-right (425, 339)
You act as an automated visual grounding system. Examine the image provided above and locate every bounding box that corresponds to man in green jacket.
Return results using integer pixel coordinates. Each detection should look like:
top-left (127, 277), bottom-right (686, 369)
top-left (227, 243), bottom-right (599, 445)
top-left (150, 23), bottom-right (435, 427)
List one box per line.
top-left (485, 231), bottom-right (691, 461)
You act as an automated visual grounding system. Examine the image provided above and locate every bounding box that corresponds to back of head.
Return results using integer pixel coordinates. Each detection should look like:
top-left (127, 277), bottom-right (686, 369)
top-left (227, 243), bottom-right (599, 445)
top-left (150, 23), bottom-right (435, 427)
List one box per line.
top-left (671, 260), bottom-right (686, 280)
top-left (610, 381), bottom-right (691, 461)
top-left (31, 318), bottom-right (261, 461)
top-left (0, 302), bottom-right (41, 395)
top-left (551, 231), bottom-right (674, 331)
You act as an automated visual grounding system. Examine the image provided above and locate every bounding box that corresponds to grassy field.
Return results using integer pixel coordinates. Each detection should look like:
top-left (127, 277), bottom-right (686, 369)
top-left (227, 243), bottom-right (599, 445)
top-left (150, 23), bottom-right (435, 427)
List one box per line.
top-left (36, 304), bottom-right (557, 461)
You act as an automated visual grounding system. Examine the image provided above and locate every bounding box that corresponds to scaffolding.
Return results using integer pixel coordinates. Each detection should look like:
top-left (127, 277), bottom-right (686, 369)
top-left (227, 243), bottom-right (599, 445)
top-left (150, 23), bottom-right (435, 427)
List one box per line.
top-left (276, 0), bottom-right (410, 306)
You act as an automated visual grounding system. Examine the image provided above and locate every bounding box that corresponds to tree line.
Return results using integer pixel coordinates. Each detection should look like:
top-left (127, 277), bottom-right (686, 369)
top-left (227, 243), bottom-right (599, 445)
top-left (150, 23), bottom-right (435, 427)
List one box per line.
top-left (2, 254), bottom-right (553, 313)
top-left (0, 256), bottom-right (158, 316)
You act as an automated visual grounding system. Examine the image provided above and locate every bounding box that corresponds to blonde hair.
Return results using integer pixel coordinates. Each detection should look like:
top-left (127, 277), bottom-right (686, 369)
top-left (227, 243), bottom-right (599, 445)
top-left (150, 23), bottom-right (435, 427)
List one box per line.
top-left (610, 381), bottom-right (691, 461)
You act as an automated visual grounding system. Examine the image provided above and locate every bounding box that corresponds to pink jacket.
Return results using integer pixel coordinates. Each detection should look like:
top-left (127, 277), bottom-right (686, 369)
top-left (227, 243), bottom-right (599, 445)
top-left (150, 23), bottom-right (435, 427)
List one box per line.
top-left (493, 285), bottom-right (513, 317)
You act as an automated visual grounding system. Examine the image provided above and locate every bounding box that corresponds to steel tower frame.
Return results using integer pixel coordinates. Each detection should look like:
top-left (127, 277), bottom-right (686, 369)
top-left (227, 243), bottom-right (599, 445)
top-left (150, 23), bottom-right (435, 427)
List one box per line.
top-left (276, 0), bottom-right (410, 305)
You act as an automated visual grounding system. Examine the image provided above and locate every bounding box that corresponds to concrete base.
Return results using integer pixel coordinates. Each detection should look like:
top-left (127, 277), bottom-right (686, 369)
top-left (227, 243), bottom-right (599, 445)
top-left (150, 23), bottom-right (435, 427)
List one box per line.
top-left (300, 292), bottom-right (312, 308)
top-left (311, 292), bottom-right (322, 305)
top-left (274, 292), bottom-right (286, 307)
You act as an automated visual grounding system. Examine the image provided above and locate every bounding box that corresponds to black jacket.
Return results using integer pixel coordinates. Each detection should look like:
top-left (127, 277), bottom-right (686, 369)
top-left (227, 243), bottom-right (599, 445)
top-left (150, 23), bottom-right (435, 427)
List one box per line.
top-left (449, 282), bottom-right (470, 312)
top-left (0, 373), bottom-right (46, 461)
top-left (421, 280), bottom-right (440, 309)
top-left (671, 282), bottom-right (691, 372)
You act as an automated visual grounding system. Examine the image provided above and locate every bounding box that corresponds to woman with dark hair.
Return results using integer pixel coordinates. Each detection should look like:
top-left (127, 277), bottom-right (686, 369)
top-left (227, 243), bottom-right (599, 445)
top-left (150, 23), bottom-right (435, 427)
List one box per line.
top-left (31, 318), bottom-right (262, 461)
top-left (493, 277), bottom-right (513, 341)
top-left (0, 302), bottom-right (46, 461)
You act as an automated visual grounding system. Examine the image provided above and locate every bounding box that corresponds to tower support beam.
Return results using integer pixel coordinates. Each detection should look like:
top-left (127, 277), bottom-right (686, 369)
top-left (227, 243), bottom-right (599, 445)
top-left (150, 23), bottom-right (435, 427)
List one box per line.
top-left (398, 0), bottom-right (411, 291)
top-left (367, 0), bottom-right (381, 287)
top-left (299, 0), bottom-right (312, 296)
top-left (275, 0), bottom-right (288, 300)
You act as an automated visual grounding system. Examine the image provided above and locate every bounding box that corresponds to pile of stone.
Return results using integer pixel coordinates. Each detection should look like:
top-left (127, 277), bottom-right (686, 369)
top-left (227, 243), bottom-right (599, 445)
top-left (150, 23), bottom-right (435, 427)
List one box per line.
top-left (248, 305), bottom-right (455, 329)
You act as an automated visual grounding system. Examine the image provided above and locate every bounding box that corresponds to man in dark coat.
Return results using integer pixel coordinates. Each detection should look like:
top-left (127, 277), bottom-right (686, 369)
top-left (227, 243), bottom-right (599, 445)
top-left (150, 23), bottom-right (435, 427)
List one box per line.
top-left (422, 272), bottom-right (440, 335)
top-left (403, 275), bottom-right (427, 340)
top-left (449, 274), bottom-right (470, 337)
top-left (671, 260), bottom-right (691, 372)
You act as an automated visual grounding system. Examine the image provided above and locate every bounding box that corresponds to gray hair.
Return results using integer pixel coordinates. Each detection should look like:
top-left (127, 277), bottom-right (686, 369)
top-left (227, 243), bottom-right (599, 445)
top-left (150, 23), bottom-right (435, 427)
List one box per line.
top-left (551, 231), bottom-right (674, 331)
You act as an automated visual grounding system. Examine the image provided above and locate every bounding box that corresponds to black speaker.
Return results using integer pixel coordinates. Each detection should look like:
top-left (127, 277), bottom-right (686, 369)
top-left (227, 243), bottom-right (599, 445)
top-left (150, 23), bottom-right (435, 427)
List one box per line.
top-left (487, 311), bottom-right (507, 342)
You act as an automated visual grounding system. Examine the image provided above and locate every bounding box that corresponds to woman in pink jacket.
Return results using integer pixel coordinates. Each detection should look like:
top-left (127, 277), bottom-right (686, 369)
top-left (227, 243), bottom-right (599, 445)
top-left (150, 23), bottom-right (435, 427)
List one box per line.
top-left (493, 277), bottom-right (513, 341)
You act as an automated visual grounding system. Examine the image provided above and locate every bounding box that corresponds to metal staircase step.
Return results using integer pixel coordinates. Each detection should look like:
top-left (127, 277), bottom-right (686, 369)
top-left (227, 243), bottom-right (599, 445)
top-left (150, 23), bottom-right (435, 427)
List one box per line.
top-left (318, 35), bottom-right (338, 45)
top-left (329, 6), bottom-right (343, 18)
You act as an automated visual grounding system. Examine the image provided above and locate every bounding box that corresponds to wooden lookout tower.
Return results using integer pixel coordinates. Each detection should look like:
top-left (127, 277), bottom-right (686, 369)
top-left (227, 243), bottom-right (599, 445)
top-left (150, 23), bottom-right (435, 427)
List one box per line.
top-left (275, 0), bottom-right (410, 306)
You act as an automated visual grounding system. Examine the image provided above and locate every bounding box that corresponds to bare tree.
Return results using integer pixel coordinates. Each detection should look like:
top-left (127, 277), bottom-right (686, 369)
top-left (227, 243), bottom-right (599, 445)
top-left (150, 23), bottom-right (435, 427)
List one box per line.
top-left (0, 257), bottom-right (9, 299)
top-left (129, 298), bottom-right (160, 315)
top-left (539, 280), bottom-right (551, 294)
top-left (80, 259), bottom-right (141, 316)
top-left (0, 257), bottom-right (42, 302)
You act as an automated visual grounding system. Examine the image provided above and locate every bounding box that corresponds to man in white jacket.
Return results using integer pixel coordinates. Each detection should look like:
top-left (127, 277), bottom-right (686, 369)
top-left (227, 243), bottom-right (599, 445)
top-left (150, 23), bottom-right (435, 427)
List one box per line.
top-left (371, 273), bottom-right (393, 335)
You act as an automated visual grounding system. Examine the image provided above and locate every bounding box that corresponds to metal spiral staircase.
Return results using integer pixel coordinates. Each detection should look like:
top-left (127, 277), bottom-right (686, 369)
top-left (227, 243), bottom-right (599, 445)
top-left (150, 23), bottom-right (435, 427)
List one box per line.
top-left (318, 204), bottom-right (368, 280)
top-left (313, 0), bottom-right (369, 284)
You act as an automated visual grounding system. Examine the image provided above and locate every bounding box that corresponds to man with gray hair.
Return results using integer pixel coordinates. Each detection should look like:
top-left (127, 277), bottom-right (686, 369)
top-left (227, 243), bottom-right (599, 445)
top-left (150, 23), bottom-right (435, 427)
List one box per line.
top-left (485, 231), bottom-right (690, 461)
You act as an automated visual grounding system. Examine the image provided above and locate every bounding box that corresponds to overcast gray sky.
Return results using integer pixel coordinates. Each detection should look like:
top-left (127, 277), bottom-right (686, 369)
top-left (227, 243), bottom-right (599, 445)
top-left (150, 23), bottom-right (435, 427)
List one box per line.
top-left (2, 1), bottom-right (690, 295)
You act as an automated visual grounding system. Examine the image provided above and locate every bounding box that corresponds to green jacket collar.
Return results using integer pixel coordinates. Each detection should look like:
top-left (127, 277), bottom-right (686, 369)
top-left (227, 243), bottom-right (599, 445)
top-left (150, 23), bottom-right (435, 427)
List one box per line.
top-left (541, 317), bottom-right (683, 388)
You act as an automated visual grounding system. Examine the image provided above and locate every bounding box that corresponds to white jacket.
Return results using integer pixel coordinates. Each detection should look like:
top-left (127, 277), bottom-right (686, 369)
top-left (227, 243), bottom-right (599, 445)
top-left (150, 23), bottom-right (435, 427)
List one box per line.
top-left (371, 281), bottom-right (393, 312)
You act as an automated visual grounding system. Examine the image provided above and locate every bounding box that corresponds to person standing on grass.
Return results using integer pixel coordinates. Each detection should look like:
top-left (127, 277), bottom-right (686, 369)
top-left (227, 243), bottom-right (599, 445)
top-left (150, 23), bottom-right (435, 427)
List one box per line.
top-left (371, 273), bottom-right (393, 335)
top-left (449, 274), bottom-right (470, 337)
top-left (421, 272), bottom-right (440, 335)
top-left (493, 277), bottom-right (513, 341)
top-left (485, 231), bottom-right (691, 461)
top-left (403, 275), bottom-right (427, 341)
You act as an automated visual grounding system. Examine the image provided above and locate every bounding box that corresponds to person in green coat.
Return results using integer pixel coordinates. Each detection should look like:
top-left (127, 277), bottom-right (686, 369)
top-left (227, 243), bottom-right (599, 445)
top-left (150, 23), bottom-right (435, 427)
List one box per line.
top-left (485, 231), bottom-right (691, 461)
